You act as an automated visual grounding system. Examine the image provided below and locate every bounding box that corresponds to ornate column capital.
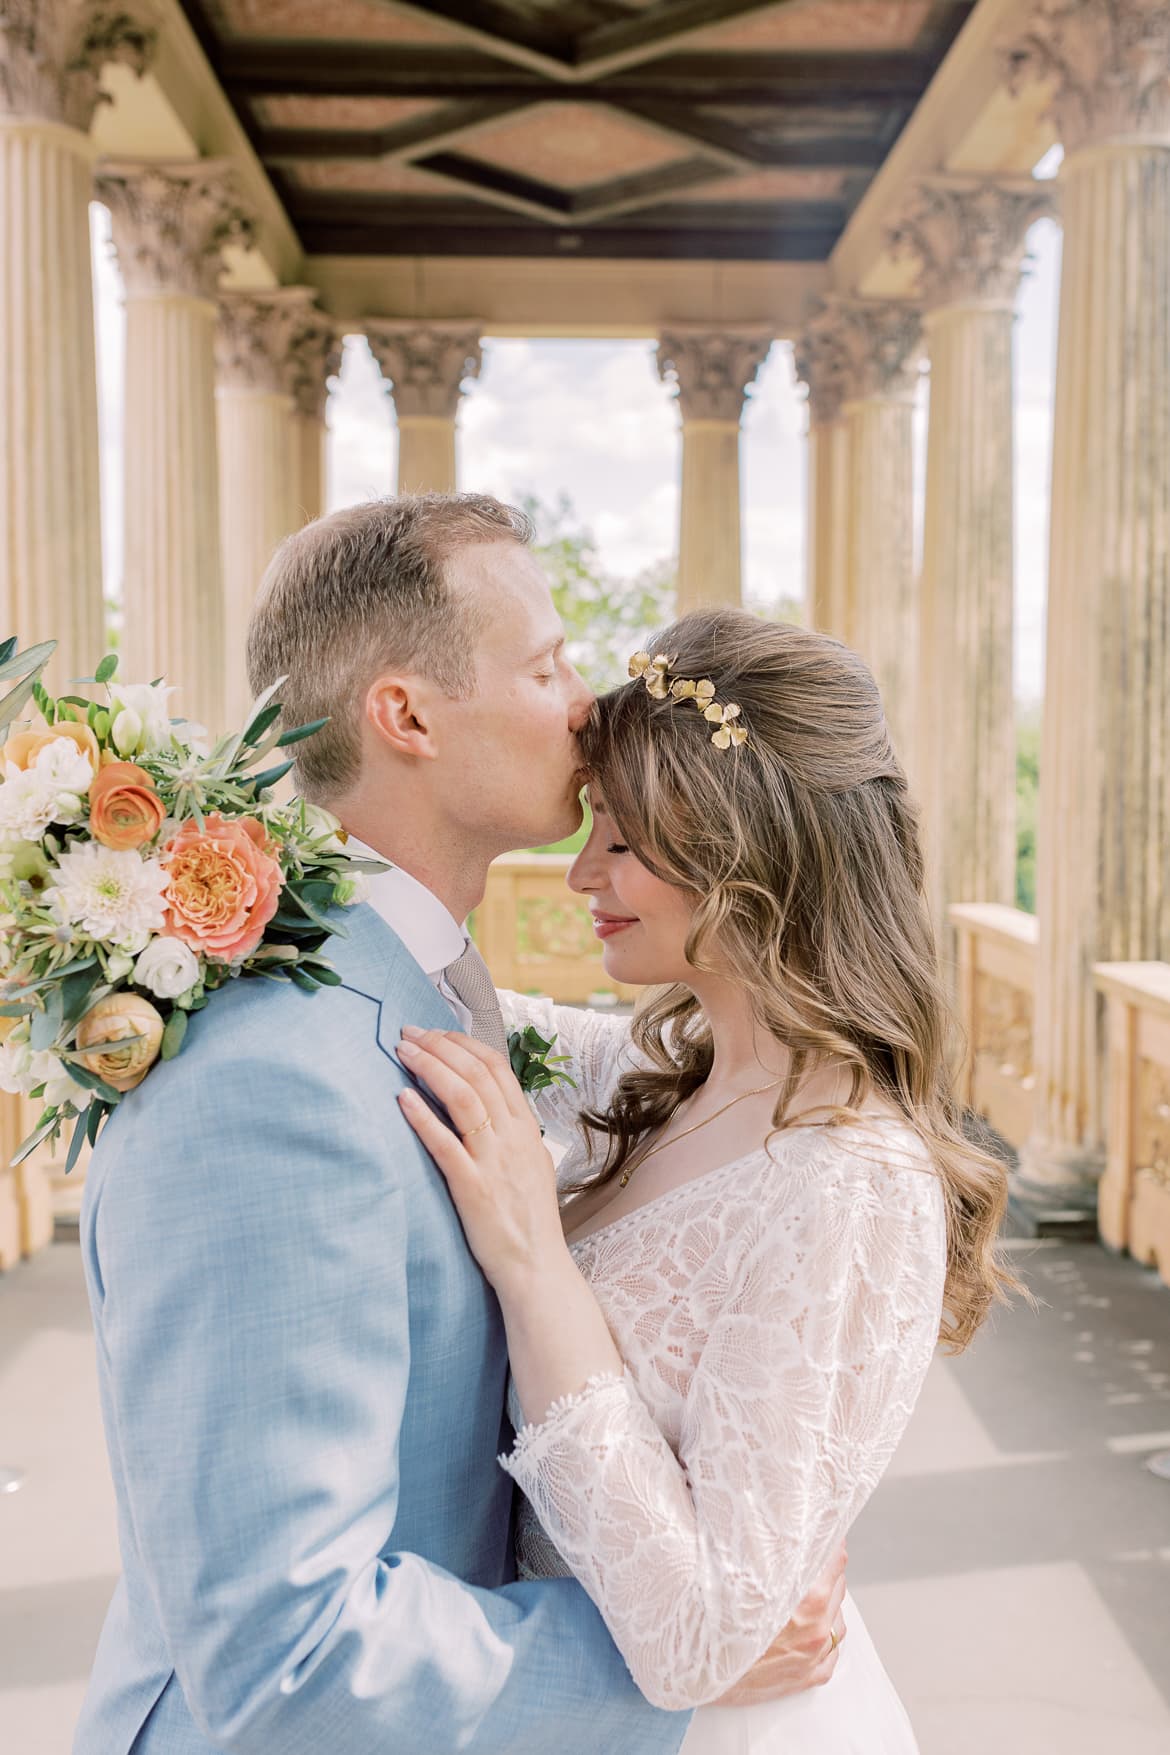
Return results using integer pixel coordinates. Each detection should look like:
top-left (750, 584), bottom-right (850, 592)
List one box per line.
top-left (365, 322), bottom-right (482, 419)
top-left (656, 328), bottom-right (773, 424)
top-left (793, 310), bottom-right (853, 425)
top-left (887, 176), bottom-right (1056, 309)
top-left (98, 159), bottom-right (254, 302)
top-left (1002, 0), bottom-right (1170, 156)
top-left (287, 317), bottom-right (343, 420)
top-left (0, 0), bottom-right (156, 131)
top-left (216, 287), bottom-right (321, 397)
top-left (800, 297), bottom-right (923, 406)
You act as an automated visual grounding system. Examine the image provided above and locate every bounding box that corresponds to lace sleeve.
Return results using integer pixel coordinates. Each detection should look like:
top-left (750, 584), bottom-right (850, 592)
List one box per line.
top-left (498, 992), bottom-right (635, 1139)
top-left (499, 1143), bottom-right (946, 1710)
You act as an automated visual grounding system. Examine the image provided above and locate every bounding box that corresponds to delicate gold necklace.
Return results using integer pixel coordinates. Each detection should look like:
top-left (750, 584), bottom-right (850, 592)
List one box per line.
top-left (618, 1079), bottom-right (783, 1188)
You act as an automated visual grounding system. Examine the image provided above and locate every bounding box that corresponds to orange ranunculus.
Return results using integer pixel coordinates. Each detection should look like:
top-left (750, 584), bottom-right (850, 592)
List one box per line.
top-left (3, 718), bottom-right (101, 777)
top-left (76, 992), bottom-right (165, 1092)
top-left (88, 762), bottom-right (166, 851)
top-left (162, 814), bottom-right (283, 964)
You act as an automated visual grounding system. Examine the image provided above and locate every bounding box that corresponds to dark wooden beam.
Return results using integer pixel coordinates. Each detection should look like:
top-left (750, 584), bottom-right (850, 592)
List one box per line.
top-left (573, 0), bottom-right (791, 72)
top-left (222, 44), bottom-right (942, 105)
top-left (413, 149), bottom-right (732, 222)
top-left (257, 99), bottom-right (526, 165)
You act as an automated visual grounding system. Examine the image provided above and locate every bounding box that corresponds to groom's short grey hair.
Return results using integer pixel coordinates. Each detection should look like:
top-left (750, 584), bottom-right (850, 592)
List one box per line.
top-left (246, 493), bottom-right (533, 799)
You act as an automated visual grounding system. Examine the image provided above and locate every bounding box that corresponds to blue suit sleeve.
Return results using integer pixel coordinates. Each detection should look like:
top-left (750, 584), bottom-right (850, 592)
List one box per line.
top-left (88, 1040), bottom-right (689, 1755)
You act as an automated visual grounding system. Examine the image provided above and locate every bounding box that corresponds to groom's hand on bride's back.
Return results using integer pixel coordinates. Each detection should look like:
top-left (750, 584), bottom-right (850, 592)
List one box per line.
top-left (715, 1542), bottom-right (848, 1704)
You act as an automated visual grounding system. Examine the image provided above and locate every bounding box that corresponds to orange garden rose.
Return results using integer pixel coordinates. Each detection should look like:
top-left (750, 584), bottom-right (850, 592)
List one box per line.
top-left (76, 992), bottom-right (165, 1092)
top-left (162, 813), bottom-right (283, 963)
top-left (88, 762), bottom-right (166, 851)
top-left (3, 717), bottom-right (100, 778)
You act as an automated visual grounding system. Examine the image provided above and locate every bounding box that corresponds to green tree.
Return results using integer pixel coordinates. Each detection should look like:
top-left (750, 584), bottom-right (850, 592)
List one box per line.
top-left (1016, 705), bottom-right (1041, 913)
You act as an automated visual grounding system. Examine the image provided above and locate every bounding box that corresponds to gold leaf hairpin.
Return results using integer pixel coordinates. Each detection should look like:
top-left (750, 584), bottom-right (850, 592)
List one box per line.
top-left (627, 650), bottom-right (749, 751)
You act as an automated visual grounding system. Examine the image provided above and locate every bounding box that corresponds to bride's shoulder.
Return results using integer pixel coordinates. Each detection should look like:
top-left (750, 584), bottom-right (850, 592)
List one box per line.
top-left (765, 1111), bottom-right (944, 1224)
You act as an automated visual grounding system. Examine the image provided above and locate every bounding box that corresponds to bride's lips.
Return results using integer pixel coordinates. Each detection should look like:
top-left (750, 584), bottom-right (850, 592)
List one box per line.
top-left (591, 910), bottom-right (638, 940)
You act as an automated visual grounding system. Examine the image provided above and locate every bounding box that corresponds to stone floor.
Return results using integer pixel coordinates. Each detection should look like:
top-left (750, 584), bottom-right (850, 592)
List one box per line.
top-left (2, 1237), bottom-right (1169, 1755)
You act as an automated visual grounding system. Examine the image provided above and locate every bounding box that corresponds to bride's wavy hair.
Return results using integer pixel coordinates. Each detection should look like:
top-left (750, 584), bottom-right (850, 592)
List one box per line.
top-left (574, 606), bottom-right (1014, 1353)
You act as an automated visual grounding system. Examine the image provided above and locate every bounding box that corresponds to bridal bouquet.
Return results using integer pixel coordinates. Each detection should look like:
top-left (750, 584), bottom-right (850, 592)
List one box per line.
top-left (0, 638), bottom-right (381, 1172)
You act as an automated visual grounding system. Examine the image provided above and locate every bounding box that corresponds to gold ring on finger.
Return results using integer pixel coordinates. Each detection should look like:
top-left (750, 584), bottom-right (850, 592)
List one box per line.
top-left (462, 1116), bottom-right (493, 1140)
top-left (829, 1628), bottom-right (839, 1653)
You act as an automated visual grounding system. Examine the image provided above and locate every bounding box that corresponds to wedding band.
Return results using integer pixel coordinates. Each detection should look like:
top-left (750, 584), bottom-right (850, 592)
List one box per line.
top-left (829, 1628), bottom-right (839, 1653)
top-left (462, 1116), bottom-right (493, 1140)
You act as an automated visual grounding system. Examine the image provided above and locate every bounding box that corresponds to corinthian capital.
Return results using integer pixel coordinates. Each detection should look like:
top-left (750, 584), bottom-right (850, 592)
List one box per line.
top-left (287, 317), bottom-right (343, 420)
top-left (0, 0), bottom-right (157, 132)
top-left (366, 323), bottom-right (482, 420)
top-left (801, 298), bottom-right (922, 406)
top-left (216, 288), bottom-right (323, 397)
top-left (888, 176), bottom-right (1056, 308)
top-left (99, 160), bottom-right (255, 302)
top-left (1003, 0), bottom-right (1170, 155)
top-left (656, 328), bottom-right (773, 424)
top-left (793, 310), bottom-right (853, 426)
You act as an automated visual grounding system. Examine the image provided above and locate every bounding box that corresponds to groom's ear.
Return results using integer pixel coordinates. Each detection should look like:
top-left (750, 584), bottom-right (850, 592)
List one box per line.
top-left (365, 674), bottom-right (439, 761)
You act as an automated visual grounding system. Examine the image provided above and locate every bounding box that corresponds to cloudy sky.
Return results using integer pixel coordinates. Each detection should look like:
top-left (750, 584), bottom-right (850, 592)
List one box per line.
top-left (91, 209), bottom-right (1060, 703)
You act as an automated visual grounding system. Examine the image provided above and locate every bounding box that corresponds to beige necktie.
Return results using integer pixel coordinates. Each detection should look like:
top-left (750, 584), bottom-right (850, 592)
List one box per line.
top-left (443, 940), bottom-right (508, 1056)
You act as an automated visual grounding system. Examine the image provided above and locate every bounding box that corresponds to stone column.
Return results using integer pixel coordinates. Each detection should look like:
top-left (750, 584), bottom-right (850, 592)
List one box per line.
top-left (656, 330), bottom-right (773, 614)
top-left (793, 317), bottom-right (853, 639)
top-left (366, 323), bottom-right (482, 494)
top-left (216, 288), bottom-right (319, 724)
top-left (0, 0), bottom-right (154, 689)
top-left (1003, 0), bottom-right (1170, 1198)
top-left (98, 161), bottom-right (253, 734)
top-left (804, 300), bottom-right (923, 767)
top-left (888, 177), bottom-right (1052, 932)
top-left (288, 318), bottom-right (342, 525)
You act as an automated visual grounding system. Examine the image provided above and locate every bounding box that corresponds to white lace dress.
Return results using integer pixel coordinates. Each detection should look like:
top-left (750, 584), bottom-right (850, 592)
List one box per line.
top-left (497, 995), bottom-right (947, 1753)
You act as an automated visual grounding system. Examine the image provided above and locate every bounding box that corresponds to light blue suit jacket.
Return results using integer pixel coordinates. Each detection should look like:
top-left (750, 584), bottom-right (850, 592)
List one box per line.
top-left (76, 904), bottom-right (690, 1754)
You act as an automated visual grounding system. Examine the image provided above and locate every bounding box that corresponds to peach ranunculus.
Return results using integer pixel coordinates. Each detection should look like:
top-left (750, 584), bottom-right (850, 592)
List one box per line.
top-left (3, 717), bottom-right (101, 777)
top-left (76, 992), bottom-right (165, 1092)
top-left (88, 762), bottom-right (166, 851)
top-left (162, 814), bottom-right (283, 963)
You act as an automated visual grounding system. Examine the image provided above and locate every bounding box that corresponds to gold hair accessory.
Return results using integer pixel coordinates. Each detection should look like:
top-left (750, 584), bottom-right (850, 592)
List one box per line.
top-left (627, 651), bottom-right (749, 750)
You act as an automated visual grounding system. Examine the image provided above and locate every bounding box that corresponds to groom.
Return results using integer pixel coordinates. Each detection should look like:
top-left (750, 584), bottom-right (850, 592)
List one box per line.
top-left (76, 495), bottom-right (845, 1753)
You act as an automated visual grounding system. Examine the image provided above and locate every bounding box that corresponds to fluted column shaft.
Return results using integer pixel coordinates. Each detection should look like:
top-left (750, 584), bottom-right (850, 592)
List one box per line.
top-left (918, 303), bottom-right (1018, 925)
top-left (845, 391), bottom-right (918, 766)
top-left (397, 416), bottom-right (457, 495)
top-left (658, 329), bottom-right (772, 614)
top-left (806, 418), bottom-right (853, 638)
top-left (217, 387), bottom-right (295, 724)
top-left (292, 411), bottom-right (326, 524)
top-left (0, 117), bottom-right (103, 686)
top-left (1027, 142), bottom-right (1170, 1186)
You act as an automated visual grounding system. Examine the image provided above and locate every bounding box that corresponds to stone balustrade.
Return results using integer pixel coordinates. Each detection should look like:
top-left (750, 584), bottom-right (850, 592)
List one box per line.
top-left (949, 902), bottom-right (1039, 1151)
top-left (474, 855), bottom-right (639, 1007)
top-left (1095, 962), bottom-right (1170, 1288)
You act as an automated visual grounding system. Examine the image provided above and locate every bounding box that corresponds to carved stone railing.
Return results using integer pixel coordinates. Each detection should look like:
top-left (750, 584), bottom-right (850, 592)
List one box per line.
top-left (1095, 962), bottom-right (1170, 1287)
top-left (949, 902), bottom-right (1038, 1150)
top-left (476, 854), bottom-right (640, 1005)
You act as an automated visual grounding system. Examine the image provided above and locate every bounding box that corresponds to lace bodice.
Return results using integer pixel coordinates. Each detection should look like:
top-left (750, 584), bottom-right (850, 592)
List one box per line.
top-left (497, 994), bottom-right (948, 1712)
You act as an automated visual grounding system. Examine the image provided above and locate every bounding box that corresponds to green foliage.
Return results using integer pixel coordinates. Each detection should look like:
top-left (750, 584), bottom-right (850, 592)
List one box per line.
top-left (1016, 706), bottom-right (1041, 914)
top-left (525, 493), bottom-right (676, 694)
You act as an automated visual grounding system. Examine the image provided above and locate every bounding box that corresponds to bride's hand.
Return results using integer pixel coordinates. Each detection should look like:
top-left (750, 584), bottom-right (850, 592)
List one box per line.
top-left (396, 1026), bottom-right (567, 1294)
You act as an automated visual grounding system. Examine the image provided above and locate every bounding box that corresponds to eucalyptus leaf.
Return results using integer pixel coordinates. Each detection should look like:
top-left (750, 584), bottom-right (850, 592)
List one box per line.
top-left (95, 653), bottom-right (118, 685)
top-left (276, 717), bottom-right (330, 748)
top-left (241, 702), bottom-right (282, 747)
top-left (250, 759), bottom-right (295, 793)
top-left (289, 967), bottom-right (322, 993)
top-left (0, 638), bottom-right (55, 683)
top-left (86, 1098), bottom-right (107, 1149)
top-left (282, 887), bottom-right (346, 936)
top-left (160, 1009), bottom-right (188, 1061)
top-left (63, 1061), bottom-right (125, 1104)
top-left (0, 637), bottom-right (15, 668)
top-left (0, 1002), bottom-right (32, 1018)
top-left (64, 1109), bottom-right (90, 1175)
top-left (10, 1112), bottom-right (60, 1168)
top-left (30, 988), bottom-right (64, 1051)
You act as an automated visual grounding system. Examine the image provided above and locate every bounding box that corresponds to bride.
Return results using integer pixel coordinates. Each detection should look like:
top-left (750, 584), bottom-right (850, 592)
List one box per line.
top-left (397, 608), bottom-right (1011, 1751)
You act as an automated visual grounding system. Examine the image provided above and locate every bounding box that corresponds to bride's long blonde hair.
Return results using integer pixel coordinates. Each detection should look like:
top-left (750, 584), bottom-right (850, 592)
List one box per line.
top-left (574, 607), bottom-right (1013, 1353)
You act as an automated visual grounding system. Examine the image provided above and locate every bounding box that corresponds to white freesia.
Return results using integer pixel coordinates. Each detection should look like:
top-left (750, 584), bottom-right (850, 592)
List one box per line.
top-left (0, 763), bottom-right (59, 840)
top-left (39, 1054), bottom-right (94, 1112)
top-left (134, 936), bottom-right (199, 1000)
top-left (111, 707), bottom-right (143, 758)
top-left (0, 1039), bottom-right (33, 1095)
top-left (109, 682), bottom-right (175, 755)
top-left (49, 842), bottom-right (168, 948)
top-left (299, 802), bottom-right (348, 854)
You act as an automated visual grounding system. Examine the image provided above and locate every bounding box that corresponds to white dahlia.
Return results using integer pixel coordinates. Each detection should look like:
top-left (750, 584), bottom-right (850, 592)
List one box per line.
top-left (48, 842), bottom-right (168, 948)
top-left (0, 764), bottom-right (59, 840)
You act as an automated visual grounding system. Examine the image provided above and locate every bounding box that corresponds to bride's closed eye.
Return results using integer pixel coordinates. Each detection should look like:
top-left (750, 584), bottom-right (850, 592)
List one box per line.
top-left (607, 843), bottom-right (630, 856)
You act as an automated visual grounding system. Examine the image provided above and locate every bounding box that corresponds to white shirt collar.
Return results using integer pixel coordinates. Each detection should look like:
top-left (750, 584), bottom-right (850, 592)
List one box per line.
top-left (345, 837), bottom-right (467, 983)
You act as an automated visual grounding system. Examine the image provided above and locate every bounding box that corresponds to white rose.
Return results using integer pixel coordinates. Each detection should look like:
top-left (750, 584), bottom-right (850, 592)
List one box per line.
top-left (110, 683), bottom-right (175, 755)
top-left (134, 935), bottom-right (200, 1000)
top-left (40, 1056), bottom-right (93, 1112)
top-left (111, 707), bottom-right (144, 758)
top-left (33, 736), bottom-right (95, 799)
top-left (334, 873), bottom-right (369, 907)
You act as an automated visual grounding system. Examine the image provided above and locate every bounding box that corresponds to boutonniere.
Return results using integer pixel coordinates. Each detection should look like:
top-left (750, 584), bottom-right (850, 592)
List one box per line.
top-left (507, 1025), bottom-right (576, 1097)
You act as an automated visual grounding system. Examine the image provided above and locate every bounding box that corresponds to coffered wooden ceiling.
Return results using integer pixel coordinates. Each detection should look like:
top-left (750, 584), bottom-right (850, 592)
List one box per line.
top-left (182, 0), bottom-right (976, 259)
